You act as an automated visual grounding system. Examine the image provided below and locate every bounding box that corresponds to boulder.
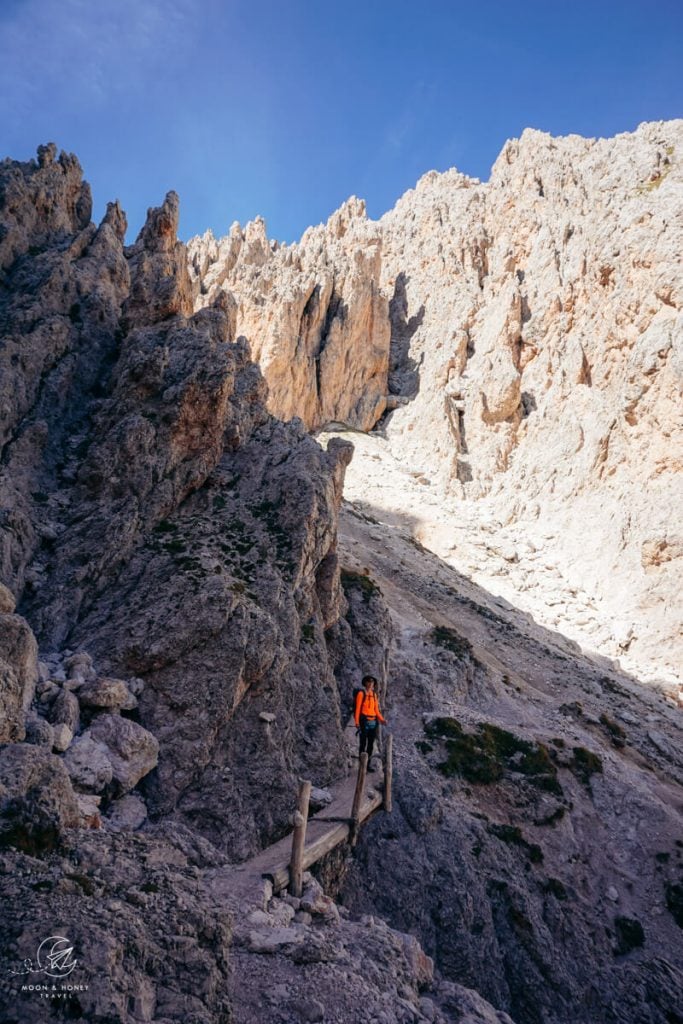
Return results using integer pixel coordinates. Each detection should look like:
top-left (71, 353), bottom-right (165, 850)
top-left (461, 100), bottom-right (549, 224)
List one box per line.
top-left (0, 744), bottom-right (79, 853)
top-left (52, 723), bottom-right (74, 752)
top-left (106, 793), bottom-right (148, 832)
top-left (24, 714), bottom-right (55, 748)
top-left (77, 793), bottom-right (102, 829)
top-left (0, 613), bottom-right (38, 742)
top-left (89, 715), bottom-right (159, 793)
top-left (50, 688), bottom-right (80, 733)
top-left (65, 651), bottom-right (96, 682)
top-left (310, 786), bottom-right (333, 806)
top-left (78, 677), bottom-right (137, 712)
top-left (64, 733), bottom-right (114, 793)
top-left (247, 926), bottom-right (305, 953)
top-left (0, 583), bottom-right (16, 613)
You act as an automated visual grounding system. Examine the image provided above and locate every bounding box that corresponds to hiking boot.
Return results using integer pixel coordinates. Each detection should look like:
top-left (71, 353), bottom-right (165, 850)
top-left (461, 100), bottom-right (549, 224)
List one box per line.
top-left (368, 762), bottom-right (377, 773)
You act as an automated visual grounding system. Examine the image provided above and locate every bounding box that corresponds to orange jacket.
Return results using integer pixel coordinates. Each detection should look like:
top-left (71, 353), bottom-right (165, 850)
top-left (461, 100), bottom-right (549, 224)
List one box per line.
top-left (355, 689), bottom-right (386, 727)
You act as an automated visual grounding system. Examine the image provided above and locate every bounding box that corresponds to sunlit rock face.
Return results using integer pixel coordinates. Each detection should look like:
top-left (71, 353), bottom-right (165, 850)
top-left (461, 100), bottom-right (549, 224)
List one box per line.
top-left (187, 197), bottom-right (391, 432)
top-left (191, 120), bottom-right (683, 685)
top-left (376, 120), bottom-right (683, 686)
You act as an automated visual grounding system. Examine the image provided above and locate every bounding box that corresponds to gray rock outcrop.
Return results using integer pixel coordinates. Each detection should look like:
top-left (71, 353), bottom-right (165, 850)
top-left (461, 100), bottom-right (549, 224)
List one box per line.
top-left (0, 613), bottom-right (38, 742)
top-left (0, 743), bottom-right (79, 854)
top-left (0, 145), bottom-right (361, 861)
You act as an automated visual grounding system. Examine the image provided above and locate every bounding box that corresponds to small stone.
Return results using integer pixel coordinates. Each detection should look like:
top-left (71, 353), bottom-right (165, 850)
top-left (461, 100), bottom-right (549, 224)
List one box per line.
top-left (247, 909), bottom-right (272, 927)
top-left (259, 712), bottom-right (276, 724)
top-left (247, 926), bottom-right (304, 953)
top-left (52, 723), bottom-right (73, 752)
top-left (261, 878), bottom-right (274, 910)
top-left (64, 676), bottom-right (86, 691)
top-left (418, 997), bottom-right (436, 1022)
top-left (50, 689), bottom-right (80, 733)
top-left (39, 684), bottom-right (59, 704)
top-left (310, 787), bottom-right (333, 806)
top-left (269, 900), bottom-right (295, 927)
top-left (64, 651), bottom-right (93, 679)
top-left (607, 886), bottom-right (619, 903)
top-left (37, 680), bottom-right (59, 698)
top-left (294, 910), bottom-right (313, 925)
top-left (24, 716), bottom-right (54, 748)
top-left (106, 793), bottom-right (147, 832)
top-left (76, 793), bottom-right (102, 829)
top-left (0, 583), bottom-right (16, 613)
top-left (79, 678), bottom-right (137, 712)
top-left (300, 883), bottom-right (339, 924)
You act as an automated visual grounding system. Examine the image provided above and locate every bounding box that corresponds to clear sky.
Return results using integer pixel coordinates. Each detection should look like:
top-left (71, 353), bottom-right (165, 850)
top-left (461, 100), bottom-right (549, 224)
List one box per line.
top-left (1, 0), bottom-right (681, 244)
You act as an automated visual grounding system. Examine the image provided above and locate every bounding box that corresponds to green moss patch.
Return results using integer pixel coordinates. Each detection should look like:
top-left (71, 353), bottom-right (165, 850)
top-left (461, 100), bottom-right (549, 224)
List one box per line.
top-left (430, 625), bottom-right (474, 660)
top-left (665, 881), bottom-right (683, 928)
top-left (614, 916), bottom-right (645, 955)
top-left (423, 717), bottom-right (562, 795)
top-left (487, 823), bottom-right (544, 864)
top-left (569, 746), bottom-right (603, 787)
top-left (340, 569), bottom-right (381, 603)
top-left (600, 713), bottom-right (627, 748)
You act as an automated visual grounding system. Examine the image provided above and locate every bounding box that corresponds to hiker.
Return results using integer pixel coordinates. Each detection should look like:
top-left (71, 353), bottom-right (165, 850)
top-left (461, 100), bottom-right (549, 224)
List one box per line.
top-left (354, 674), bottom-right (386, 771)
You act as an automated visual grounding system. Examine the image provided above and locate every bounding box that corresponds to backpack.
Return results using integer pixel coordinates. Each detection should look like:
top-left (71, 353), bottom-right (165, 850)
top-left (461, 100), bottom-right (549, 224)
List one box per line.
top-left (351, 686), bottom-right (364, 719)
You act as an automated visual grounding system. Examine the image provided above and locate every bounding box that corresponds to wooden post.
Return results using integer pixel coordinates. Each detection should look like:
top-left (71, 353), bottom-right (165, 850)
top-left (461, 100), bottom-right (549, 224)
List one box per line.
top-left (350, 752), bottom-right (368, 847)
top-left (289, 778), bottom-right (311, 897)
top-left (383, 733), bottom-right (393, 813)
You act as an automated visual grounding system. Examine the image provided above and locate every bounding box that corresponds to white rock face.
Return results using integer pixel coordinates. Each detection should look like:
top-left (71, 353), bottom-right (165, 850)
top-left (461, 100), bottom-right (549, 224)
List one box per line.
top-left (376, 120), bottom-right (683, 684)
top-left (187, 198), bottom-right (390, 430)
top-left (191, 120), bottom-right (682, 684)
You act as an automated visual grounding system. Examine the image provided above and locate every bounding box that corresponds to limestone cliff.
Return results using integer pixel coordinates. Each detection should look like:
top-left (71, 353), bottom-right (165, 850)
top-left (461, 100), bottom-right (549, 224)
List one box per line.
top-left (187, 197), bottom-right (391, 431)
top-left (189, 120), bottom-right (683, 688)
top-left (378, 120), bottom-right (683, 688)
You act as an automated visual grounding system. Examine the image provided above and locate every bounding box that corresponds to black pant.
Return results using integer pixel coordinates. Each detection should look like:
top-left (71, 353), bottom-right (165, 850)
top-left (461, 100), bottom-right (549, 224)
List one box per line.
top-left (359, 717), bottom-right (378, 758)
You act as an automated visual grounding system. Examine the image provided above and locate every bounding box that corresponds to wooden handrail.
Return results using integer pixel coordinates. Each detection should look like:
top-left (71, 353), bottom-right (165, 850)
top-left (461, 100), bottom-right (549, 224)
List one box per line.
top-left (289, 778), bottom-right (311, 897)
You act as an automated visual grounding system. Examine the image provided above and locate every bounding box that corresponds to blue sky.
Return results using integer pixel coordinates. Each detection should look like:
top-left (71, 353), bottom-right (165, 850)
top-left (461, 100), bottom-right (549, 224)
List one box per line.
top-left (1, 0), bottom-right (681, 243)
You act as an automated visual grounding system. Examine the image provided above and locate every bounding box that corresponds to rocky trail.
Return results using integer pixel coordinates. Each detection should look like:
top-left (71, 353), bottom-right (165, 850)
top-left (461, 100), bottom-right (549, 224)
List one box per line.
top-left (326, 471), bottom-right (683, 1024)
top-left (207, 725), bottom-right (386, 909)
